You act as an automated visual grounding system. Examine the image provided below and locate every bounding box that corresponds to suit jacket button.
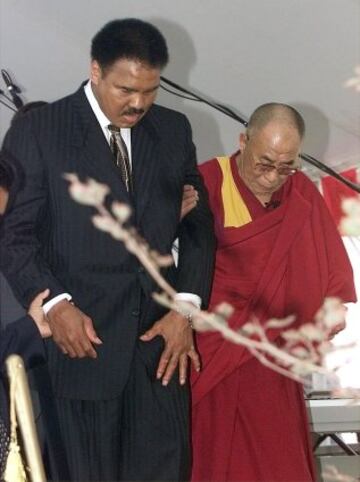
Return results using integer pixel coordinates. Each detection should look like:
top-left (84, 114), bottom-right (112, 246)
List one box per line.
top-left (137, 267), bottom-right (144, 273)
top-left (131, 309), bottom-right (140, 316)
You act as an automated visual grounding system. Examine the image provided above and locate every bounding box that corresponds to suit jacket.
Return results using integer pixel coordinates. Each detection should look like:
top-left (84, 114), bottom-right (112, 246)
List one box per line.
top-left (0, 315), bottom-right (45, 370)
top-left (0, 85), bottom-right (215, 399)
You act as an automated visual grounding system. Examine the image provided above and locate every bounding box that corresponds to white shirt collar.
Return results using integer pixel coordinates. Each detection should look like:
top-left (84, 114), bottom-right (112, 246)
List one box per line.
top-left (84, 80), bottom-right (111, 136)
top-left (84, 80), bottom-right (131, 157)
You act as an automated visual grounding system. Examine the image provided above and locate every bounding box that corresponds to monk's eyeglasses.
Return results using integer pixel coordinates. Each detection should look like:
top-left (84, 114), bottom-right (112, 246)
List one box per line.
top-left (254, 163), bottom-right (300, 176)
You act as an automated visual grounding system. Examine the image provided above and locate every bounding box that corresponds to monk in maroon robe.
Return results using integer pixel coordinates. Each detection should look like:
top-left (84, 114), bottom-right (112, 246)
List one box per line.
top-left (191, 103), bottom-right (356, 482)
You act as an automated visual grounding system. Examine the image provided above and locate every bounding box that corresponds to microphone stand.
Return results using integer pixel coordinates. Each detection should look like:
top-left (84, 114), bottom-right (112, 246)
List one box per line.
top-left (300, 153), bottom-right (360, 193)
top-left (0, 94), bottom-right (17, 112)
top-left (160, 76), bottom-right (360, 194)
top-left (1, 69), bottom-right (24, 110)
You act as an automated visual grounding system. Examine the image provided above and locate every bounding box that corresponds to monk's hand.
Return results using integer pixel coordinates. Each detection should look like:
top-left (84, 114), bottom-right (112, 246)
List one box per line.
top-left (47, 299), bottom-right (102, 359)
top-left (140, 310), bottom-right (200, 386)
top-left (180, 184), bottom-right (198, 221)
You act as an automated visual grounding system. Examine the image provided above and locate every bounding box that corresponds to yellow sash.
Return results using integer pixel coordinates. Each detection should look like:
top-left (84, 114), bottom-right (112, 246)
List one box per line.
top-left (217, 156), bottom-right (252, 228)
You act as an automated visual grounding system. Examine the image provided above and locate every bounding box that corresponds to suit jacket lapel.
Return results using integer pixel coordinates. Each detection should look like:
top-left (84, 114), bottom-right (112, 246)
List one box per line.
top-left (131, 108), bottom-right (161, 223)
top-left (70, 86), bottom-right (132, 204)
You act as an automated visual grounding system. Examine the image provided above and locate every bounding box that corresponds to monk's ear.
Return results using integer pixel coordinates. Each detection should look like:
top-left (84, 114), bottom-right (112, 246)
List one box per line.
top-left (239, 132), bottom-right (247, 152)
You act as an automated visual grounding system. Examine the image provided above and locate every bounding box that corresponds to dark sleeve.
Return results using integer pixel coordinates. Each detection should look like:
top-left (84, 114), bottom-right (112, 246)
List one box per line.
top-left (0, 117), bottom-right (66, 307)
top-left (0, 315), bottom-right (45, 370)
top-left (175, 118), bottom-right (216, 308)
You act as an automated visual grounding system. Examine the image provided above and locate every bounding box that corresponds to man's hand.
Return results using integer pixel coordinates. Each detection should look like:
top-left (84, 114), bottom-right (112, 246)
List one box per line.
top-left (47, 299), bottom-right (102, 358)
top-left (180, 184), bottom-right (198, 221)
top-left (28, 288), bottom-right (52, 338)
top-left (140, 310), bottom-right (200, 386)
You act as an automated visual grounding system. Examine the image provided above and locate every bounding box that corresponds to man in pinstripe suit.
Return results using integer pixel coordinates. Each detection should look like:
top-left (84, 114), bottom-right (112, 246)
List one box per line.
top-left (0, 19), bottom-right (215, 481)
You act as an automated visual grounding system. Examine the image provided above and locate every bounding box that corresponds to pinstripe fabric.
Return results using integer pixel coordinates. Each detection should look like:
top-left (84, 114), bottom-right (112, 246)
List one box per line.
top-left (53, 397), bottom-right (122, 481)
top-left (120, 349), bottom-right (190, 482)
top-left (53, 349), bottom-right (190, 481)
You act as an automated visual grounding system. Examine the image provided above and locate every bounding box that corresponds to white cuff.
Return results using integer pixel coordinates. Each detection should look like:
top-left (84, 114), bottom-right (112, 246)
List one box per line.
top-left (43, 293), bottom-right (72, 315)
top-left (174, 292), bottom-right (202, 309)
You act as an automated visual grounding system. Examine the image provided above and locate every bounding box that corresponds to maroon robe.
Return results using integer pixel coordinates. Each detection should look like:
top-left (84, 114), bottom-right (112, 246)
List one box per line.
top-left (191, 154), bottom-right (356, 482)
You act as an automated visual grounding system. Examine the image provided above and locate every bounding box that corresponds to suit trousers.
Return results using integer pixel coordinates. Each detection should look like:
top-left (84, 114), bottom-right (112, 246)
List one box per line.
top-left (50, 346), bottom-right (190, 482)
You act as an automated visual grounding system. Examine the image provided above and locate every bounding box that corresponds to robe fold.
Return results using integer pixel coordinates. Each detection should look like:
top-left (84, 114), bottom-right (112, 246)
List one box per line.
top-left (191, 155), bottom-right (356, 482)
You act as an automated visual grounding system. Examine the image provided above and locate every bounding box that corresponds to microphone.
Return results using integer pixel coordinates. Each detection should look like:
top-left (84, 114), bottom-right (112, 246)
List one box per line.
top-left (1, 69), bottom-right (24, 109)
top-left (264, 200), bottom-right (281, 210)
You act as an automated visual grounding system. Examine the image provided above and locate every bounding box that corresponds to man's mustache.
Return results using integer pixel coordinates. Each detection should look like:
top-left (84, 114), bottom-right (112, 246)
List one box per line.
top-left (123, 108), bottom-right (145, 116)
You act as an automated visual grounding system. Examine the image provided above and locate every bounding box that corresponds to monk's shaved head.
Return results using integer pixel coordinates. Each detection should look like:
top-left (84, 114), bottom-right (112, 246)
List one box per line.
top-left (247, 103), bottom-right (305, 140)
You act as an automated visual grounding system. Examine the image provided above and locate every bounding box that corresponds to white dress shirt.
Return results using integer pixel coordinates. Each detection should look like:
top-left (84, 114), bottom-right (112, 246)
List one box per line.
top-left (84, 80), bottom-right (132, 165)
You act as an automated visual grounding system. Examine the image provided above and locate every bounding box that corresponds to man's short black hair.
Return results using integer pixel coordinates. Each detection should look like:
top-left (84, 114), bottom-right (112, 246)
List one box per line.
top-left (91, 18), bottom-right (169, 70)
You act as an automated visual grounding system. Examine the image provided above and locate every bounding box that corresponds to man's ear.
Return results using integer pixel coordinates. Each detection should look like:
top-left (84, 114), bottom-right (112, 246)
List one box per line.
top-left (0, 187), bottom-right (9, 215)
top-left (90, 60), bottom-right (102, 85)
top-left (239, 132), bottom-right (247, 152)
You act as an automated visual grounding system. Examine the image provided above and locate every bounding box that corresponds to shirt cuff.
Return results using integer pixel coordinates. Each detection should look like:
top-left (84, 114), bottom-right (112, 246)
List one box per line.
top-left (43, 293), bottom-right (72, 315)
top-left (174, 292), bottom-right (202, 309)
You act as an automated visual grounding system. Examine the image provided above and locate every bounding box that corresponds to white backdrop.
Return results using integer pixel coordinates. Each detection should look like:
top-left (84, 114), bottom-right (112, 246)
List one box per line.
top-left (0, 0), bottom-right (359, 177)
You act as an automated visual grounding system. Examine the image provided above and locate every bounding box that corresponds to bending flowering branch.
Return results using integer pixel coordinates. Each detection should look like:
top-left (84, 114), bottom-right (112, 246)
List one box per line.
top-left (340, 196), bottom-right (360, 236)
top-left (154, 292), bottom-right (352, 385)
top-left (64, 173), bottom-right (354, 385)
top-left (344, 65), bottom-right (360, 93)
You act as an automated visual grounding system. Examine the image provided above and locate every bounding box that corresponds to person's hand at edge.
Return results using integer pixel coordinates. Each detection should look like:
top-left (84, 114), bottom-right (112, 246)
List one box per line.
top-left (180, 184), bottom-right (198, 221)
top-left (28, 288), bottom-right (52, 338)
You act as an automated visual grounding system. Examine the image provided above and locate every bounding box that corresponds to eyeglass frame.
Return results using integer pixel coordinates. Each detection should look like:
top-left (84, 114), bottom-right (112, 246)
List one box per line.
top-left (253, 162), bottom-right (300, 176)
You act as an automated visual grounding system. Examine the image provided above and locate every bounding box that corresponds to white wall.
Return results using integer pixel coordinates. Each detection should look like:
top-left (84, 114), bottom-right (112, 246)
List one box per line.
top-left (0, 0), bottom-right (359, 176)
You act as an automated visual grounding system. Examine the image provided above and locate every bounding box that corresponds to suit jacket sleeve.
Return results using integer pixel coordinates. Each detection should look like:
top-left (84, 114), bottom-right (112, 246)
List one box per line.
top-left (0, 315), bottom-right (45, 370)
top-left (0, 116), bottom-right (66, 306)
top-left (175, 118), bottom-right (216, 308)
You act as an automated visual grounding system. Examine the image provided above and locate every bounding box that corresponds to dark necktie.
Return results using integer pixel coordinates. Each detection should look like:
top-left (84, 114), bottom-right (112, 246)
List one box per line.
top-left (108, 124), bottom-right (132, 192)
